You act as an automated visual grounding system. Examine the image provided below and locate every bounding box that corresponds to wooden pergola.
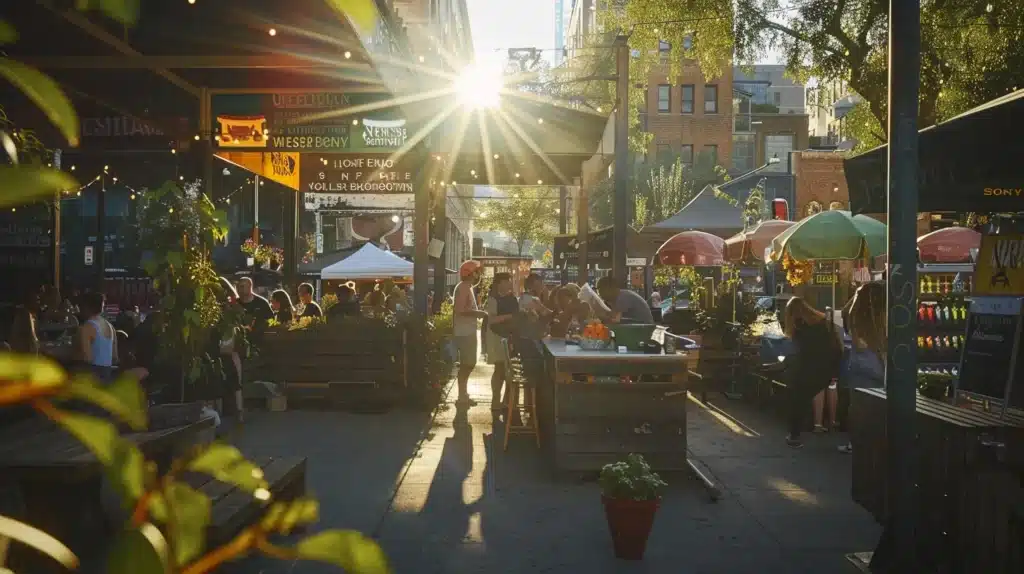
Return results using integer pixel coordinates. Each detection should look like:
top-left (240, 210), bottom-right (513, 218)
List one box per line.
top-left (2, 0), bottom-right (610, 311)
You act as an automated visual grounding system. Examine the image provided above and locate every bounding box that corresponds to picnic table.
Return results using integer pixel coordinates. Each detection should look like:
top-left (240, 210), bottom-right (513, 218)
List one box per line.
top-left (0, 413), bottom-right (215, 572)
top-left (537, 338), bottom-right (721, 500)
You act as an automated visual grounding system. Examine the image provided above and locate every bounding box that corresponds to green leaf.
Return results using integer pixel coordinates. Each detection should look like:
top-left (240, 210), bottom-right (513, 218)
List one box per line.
top-left (99, 0), bottom-right (140, 25)
top-left (183, 309), bottom-right (201, 325)
top-left (106, 524), bottom-right (171, 574)
top-left (166, 251), bottom-right (184, 267)
top-left (55, 410), bottom-right (145, 500)
top-left (0, 353), bottom-right (67, 388)
top-left (0, 19), bottom-right (17, 44)
top-left (0, 166), bottom-right (79, 208)
top-left (162, 483), bottom-right (210, 566)
top-left (264, 498), bottom-right (318, 535)
top-left (294, 530), bottom-right (390, 574)
top-left (187, 443), bottom-right (269, 493)
top-left (0, 59), bottom-right (79, 146)
top-left (65, 373), bottom-right (148, 430)
top-left (0, 515), bottom-right (78, 569)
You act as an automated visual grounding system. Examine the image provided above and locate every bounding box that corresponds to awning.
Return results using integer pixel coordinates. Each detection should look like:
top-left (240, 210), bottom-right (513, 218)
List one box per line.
top-left (320, 242), bottom-right (413, 279)
top-left (845, 89), bottom-right (1024, 213)
top-left (646, 186), bottom-right (743, 238)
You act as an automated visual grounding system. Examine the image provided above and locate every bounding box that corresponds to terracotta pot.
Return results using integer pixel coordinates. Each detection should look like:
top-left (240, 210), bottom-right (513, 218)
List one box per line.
top-left (601, 494), bottom-right (660, 560)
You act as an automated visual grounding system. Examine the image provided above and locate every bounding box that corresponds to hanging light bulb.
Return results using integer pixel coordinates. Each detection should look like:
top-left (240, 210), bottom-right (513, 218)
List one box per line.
top-left (344, 51), bottom-right (352, 59)
top-left (268, 28), bottom-right (277, 36)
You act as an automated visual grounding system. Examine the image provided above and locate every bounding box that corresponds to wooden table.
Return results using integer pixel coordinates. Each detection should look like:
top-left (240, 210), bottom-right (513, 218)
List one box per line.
top-left (0, 414), bottom-right (216, 572)
top-left (538, 339), bottom-right (720, 500)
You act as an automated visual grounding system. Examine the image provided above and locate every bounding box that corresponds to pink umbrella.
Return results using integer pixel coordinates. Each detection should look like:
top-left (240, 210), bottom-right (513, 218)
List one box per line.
top-left (917, 227), bottom-right (981, 263)
top-left (724, 220), bottom-right (795, 262)
top-left (656, 231), bottom-right (726, 266)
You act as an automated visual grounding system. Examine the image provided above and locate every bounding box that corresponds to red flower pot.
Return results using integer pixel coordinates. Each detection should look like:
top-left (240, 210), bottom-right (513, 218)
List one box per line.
top-left (601, 494), bottom-right (660, 560)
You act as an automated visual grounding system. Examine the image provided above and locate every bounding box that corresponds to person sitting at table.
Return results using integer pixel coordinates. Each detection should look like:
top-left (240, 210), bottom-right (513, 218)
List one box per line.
top-left (781, 296), bottom-right (843, 448)
top-left (550, 286), bottom-right (591, 338)
top-left (839, 281), bottom-right (887, 454)
top-left (8, 288), bottom-right (41, 355)
top-left (77, 292), bottom-right (118, 382)
top-left (269, 289), bottom-right (295, 325)
top-left (484, 272), bottom-right (519, 412)
top-left (39, 285), bottom-right (78, 339)
top-left (327, 284), bottom-right (361, 319)
top-left (596, 275), bottom-right (655, 324)
top-left (514, 274), bottom-right (552, 414)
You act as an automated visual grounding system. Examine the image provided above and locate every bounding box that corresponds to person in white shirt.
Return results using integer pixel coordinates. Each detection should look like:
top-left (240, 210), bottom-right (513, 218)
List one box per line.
top-left (452, 260), bottom-right (488, 406)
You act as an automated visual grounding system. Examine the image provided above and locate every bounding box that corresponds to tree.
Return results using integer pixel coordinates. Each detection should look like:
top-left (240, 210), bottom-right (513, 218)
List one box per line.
top-left (611, 0), bottom-right (1024, 151)
top-left (742, 178), bottom-right (769, 231)
top-left (475, 187), bottom-right (560, 255)
top-left (591, 151), bottom-right (729, 229)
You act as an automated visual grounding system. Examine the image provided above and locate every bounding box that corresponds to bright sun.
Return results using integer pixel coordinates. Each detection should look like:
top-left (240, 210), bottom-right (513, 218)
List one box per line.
top-left (454, 61), bottom-right (502, 109)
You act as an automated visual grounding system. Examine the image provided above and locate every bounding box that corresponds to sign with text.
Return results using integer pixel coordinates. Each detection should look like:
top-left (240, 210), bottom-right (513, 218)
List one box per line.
top-left (79, 115), bottom-right (189, 150)
top-left (211, 93), bottom-right (409, 152)
top-left (974, 234), bottom-right (1024, 296)
top-left (300, 153), bottom-right (415, 211)
top-left (956, 296), bottom-right (1023, 401)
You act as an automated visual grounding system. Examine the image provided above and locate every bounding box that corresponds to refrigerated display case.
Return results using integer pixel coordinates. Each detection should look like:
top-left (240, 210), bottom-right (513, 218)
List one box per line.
top-left (917, 263), bottom-right (973, 379)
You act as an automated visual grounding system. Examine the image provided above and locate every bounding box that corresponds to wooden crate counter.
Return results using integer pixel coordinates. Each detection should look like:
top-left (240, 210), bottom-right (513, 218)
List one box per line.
top-left (537, 339), bottom-right (720, 500)
top-left (850, 388), bottom-right (1024, 571)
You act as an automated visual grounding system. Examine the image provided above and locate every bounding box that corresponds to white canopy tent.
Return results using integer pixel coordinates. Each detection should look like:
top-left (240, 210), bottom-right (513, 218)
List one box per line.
top-left (319, 242), bottom-right (413, 280)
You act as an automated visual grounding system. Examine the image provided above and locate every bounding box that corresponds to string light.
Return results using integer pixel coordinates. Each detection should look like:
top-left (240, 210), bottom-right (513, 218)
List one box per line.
top-left (344, 51), bottom-right (351, 59)
top-left (268, 28), bottom-right (277, 36)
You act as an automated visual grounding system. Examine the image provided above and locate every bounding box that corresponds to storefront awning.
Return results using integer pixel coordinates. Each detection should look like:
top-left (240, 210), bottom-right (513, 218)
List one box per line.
top-left (845, 89), bottom-right (1024, 214)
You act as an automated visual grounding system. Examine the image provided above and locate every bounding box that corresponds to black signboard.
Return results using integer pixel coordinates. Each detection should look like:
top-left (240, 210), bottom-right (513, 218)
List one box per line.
top-left (300, 154), bottom-right (414, 195)
top-left (957, 297), bottom-right (1023, 400)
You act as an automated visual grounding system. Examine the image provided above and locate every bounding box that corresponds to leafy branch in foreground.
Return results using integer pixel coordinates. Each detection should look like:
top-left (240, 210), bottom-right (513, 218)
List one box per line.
top-left (0, 353), bottom-right (390, 574)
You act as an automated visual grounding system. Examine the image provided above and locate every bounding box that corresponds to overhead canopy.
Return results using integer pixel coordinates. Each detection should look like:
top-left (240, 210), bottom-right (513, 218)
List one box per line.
top-left (845, 89), bottom-right (1024, 213)
top-left (553, 227), bottom-right (651, 268)
top-left (320, 242), bottom-right (412, 280)
top-left (647, 186), bottom-right (743, 238)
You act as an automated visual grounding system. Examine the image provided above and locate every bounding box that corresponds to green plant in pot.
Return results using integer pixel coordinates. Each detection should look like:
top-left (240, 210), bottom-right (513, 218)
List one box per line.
top-left (598, 453), bottom-right (667, 560)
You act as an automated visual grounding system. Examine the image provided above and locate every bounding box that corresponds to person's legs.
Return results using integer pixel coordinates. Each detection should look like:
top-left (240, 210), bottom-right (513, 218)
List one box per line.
top-left (491, 361), bottom-right (506, 411)
top-left (826, 384), bottom-right (839, 429)
top-left (456, 335), bottom-right (478, 405)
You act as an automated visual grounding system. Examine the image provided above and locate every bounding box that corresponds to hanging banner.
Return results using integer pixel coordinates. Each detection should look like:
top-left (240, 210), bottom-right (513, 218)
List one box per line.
top-left (211, 92), bottom-right (409, 152)
top-left (300, 152), bottom-right (414, 211)
top-left (214, 151), bottom-right (301, 191)
top-left (974, 234), bottom-right (1024, 296)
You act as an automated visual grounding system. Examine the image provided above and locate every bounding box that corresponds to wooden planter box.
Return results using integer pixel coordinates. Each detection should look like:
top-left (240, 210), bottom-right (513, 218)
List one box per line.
top-left (850, 388), bottom-right (1024, 571)
top-left (247, 320), bottom-right (407, 402)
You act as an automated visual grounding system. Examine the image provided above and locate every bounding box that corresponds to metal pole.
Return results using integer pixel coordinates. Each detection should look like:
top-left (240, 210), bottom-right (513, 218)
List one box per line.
top-left (559, 185), bottom-right (568, 284)
top-left (612, 34), bottom-right (630, 287)
top-left (432, 185), bottom-right (448, 314)
top-left (95, 174), bottom-right (106, 292)
top-left (253, 174), bottom-right (260, 244)
top-left (878, 0), bottom-right (921, 570)
top-left (413, 147), bottom-right (430, 314)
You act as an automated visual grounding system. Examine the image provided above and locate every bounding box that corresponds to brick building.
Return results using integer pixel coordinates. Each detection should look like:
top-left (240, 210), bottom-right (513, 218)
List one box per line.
top-left (639, 62), bottom-right (734, 168)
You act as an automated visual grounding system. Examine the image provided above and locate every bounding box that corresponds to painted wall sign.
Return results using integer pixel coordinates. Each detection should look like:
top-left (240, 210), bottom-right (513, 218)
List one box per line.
top-left (300, 153), bottom-right (415, 211)
top-left (211, 93), bottom-right (408, 152)
top-left (975, 234), bottom-right (1024, 295)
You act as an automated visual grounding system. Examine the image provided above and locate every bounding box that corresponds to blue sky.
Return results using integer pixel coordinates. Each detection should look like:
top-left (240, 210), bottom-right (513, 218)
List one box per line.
top-left (468, 0), bottom-right (558, 62)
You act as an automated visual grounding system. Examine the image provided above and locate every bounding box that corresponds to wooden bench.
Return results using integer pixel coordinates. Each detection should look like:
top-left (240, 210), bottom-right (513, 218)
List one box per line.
top-left (183, 456), bottom-right (307, 547)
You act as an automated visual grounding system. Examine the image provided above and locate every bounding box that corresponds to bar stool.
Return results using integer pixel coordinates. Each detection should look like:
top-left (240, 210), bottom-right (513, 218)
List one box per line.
top-left (501, 339), bottom-right (540, 451)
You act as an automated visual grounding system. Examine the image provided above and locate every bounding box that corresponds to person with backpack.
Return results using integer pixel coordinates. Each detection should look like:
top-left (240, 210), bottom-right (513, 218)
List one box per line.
top-left (782, 296), bottom-right (844, 448)
top-left (484, 273), bottom-right (519, 412)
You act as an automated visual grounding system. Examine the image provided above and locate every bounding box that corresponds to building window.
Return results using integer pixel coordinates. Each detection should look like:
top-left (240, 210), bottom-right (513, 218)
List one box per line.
top-left (680, 145), bottom-right (694, 165)
top-left (656, 144), bottom-right (672, 164)
top-left (733, 92), bottom-right (751, 131)
top-left (682, 35), bottom-right (693, 50)
top-left (681, 85), bottom-right (694, 114)
top-left (658, 41), bottom-right (670, 54)
top-left (704, 85), bottom-right (718, 113)
top-left (704, 144), bottom-right (718, 165)
top-left (658, 85), bottom-right (671, 112)
top-left (774, 91), bottom-right (781, 106)
top-left (731, 134), bottom-right (755, 173)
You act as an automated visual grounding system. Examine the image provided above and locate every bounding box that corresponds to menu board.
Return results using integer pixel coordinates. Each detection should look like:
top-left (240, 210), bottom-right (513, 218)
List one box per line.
top-left (956, 297), bottom-right (1023, 400)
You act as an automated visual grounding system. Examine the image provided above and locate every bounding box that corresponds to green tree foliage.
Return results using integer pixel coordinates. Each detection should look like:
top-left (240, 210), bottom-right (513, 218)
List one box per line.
top-left (742, 178), bottom-right (769, 231)
top-left (591, 152), bottom-right (729, 229)
top-left (610, 0), bottom-right (1024, 151)
top-left (476, 187), bottom-right (560, 255)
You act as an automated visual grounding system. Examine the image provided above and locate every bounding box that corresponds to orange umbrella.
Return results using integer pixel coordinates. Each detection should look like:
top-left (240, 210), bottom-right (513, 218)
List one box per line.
top-left (917, 227), bottom-right (981, 263)
top-left (724, 220), bottom-right (795, 262)
top-left (656, 231), bottom-right (726, 266)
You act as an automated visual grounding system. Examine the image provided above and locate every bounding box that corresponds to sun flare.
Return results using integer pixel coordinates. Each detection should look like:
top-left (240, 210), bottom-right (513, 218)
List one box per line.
top-left (454, 61), bottom-right (502, 109)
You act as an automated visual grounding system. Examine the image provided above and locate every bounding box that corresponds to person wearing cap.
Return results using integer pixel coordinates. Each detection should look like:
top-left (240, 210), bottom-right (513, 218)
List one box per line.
top-left (453, 260), bottom-right (488, 406)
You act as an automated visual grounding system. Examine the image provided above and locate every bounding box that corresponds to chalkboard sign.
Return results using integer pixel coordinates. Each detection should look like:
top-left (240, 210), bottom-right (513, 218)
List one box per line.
top-left (957, 297), bottom-right (1023, 401)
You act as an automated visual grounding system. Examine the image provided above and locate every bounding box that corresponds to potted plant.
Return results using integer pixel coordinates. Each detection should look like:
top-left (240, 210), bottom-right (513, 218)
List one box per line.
top-left (599, 453), bottom-right (667, 560)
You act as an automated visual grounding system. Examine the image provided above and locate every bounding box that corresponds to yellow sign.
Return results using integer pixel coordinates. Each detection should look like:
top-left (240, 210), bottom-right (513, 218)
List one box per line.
top-left (813, 273), bottom-right (837, 285)
top-left (975, 234), bottom-right (1024, 295)
top-left (262, 152), bottom-right (300, 189)
top-left (216, 115), bottom-right (268, 148)
top-left (983, 188), bottom-right (1023, 197)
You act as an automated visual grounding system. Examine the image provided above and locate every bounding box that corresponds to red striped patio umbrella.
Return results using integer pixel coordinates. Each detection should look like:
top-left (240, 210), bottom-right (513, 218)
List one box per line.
top-left (656, 231), bottom-right (726, 266)
top-left (724, 220), bottom-right (795, 263)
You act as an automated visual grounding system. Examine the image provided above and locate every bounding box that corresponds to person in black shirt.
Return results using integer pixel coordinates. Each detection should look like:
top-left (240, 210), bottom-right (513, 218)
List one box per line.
top-left (297, 283), bottom-right (322, 318)
top-left (269, 289), bottom-right (295, 324)
top-left (326, 284), bottom-right (360, 319)
top-left (236, 277), bottom-right (274, 340)
top-left (782, 297), bottom-right (843, 448)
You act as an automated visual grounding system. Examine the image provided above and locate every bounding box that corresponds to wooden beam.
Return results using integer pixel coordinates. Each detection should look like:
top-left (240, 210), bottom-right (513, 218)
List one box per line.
top-left (23, 55), bottom-right (379, 71)
top-left (38, 3), bottom-right (201, 98)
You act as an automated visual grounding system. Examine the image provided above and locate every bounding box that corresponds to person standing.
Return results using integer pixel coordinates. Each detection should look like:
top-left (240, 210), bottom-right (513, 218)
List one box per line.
top-left (77, 292), bottom-right (118, 382)
top-left (596, 275), bottom-right (655, 324)
top-left (781, 297), bottom-right (843, 448)
top-left (237, 277), bottom-right (274, 342)
top-left (297, 283), bottom-right (323, 318)
top-left (484, 273), bottom-right (518, 412)
top-left (453, 260), bottom-right (487, 406)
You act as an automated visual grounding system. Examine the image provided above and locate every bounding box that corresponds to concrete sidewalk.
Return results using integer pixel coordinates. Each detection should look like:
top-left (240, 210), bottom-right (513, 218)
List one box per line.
top-left (229, 362), bottom-right (880, 573)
